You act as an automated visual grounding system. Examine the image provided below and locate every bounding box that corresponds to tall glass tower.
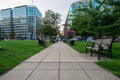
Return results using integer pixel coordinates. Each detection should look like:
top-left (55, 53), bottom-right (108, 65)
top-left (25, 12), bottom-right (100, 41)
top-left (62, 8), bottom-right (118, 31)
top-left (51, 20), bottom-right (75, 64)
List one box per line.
top-left (0, 8), bottom-right (13, 36)
top-left (0, 5), bottom-right (42, 39)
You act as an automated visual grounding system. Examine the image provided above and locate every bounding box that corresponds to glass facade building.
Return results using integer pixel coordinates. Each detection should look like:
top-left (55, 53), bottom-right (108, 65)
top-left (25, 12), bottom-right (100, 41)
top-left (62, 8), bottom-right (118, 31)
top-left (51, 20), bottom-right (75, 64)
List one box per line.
top-left (65, 0), bottom-right (101, 27)
top-left (0, 5), bottom-right (42, 39)
top-left (0, 8), bottom-right (13, 36)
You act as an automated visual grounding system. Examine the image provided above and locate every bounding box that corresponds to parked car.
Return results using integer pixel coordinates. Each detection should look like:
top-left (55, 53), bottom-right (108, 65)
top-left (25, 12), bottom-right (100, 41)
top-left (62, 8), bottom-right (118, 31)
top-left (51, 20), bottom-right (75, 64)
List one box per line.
top-left (86, 37), bottom-right (94, 42)
top-left (70, 38), bottom-right (77, 41)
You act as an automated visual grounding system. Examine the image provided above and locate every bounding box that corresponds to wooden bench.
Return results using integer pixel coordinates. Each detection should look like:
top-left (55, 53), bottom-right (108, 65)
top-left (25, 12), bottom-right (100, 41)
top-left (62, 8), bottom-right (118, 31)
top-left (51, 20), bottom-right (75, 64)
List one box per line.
top-left (100, 38), bottom-right (114, 59)
top-left (86, 38), bottom-right (114, 60)
top-left (38, 39), bottom-right (47, 48)
top-left (86, 39), bottom-right (102, 57)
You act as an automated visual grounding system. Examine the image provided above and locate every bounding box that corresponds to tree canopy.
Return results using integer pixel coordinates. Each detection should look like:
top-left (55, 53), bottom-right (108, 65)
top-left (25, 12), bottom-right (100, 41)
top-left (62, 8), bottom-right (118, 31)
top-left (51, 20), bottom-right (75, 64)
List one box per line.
top-left (40, 10), bottom-right (61, 40)
top-left (71, 0), bottom-right (120, 38)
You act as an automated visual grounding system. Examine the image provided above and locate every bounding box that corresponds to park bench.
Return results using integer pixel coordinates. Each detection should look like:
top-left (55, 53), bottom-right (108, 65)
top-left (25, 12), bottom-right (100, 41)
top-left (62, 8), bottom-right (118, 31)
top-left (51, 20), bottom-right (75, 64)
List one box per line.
top-left (51, 36), bottom-right (56, 43)
top-left (86, 38), bottom-right (114, 60)
top-left (38, 39), bottom-right (47, 48)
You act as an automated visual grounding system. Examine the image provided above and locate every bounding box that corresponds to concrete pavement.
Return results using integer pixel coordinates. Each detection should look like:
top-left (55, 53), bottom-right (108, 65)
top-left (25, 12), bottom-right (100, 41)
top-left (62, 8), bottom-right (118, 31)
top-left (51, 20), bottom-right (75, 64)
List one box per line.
top-left (0, 42), bottom-right (119, 80)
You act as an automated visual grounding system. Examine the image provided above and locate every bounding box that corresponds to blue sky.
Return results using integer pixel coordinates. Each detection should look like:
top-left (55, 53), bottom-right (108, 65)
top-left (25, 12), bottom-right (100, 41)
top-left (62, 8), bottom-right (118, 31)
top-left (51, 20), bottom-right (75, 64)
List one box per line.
top-left (0, 0), bottom-right (78, 24)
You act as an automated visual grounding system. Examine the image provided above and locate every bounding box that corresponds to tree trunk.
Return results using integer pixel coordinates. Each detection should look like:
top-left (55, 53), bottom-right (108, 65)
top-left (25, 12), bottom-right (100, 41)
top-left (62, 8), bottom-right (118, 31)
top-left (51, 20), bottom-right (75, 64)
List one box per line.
top-left (50, 35), bottom-right (51, 42)
top-left (98, 30), bottom-right (102, 38)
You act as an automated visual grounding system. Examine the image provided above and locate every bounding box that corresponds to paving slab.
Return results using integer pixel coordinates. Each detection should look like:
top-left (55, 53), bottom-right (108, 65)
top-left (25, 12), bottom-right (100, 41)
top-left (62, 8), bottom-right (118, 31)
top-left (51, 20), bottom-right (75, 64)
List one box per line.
top-left (14, 62), bottom-right (39, 70)
top-left (24, 51), bottom-right (49, 63)
top-left (27, 70), bottom-right (58, 80)
top-left (42, 44), bottom-right (59, 62)
top-left (79, 62), bottom-right (103, 70)
top-left (60, 70), bottom-right (90, 80)
top-left (24, 44), bottom-right (56, 63)
top-left (60, 45), bottom-right (76, 62)
top-left (0, 70), bottom-right (32, 80)
top-left (60, 62), bottom-right (81, 69)
top-left (63, 43), bottom-right (97, 62)
top-left (85, 70), bottom-right (120, 80)
top-left (36, 62), bottom-right (59, 70)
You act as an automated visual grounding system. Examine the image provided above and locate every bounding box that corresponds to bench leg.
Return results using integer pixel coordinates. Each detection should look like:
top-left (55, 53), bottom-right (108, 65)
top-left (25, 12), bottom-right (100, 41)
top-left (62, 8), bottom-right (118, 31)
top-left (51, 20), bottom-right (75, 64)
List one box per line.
top-left (98, 50), bottom-right (101, 60)
top-left (98, 53), bottom-right (100, 60)
top-left (90, 49), bottom-right (93, 56)
top-left (109, 51), bottom-right (112, 59)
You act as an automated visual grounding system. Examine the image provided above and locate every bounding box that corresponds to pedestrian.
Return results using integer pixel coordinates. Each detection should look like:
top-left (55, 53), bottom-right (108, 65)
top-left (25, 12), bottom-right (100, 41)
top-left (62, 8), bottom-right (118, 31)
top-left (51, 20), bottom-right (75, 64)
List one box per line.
top-left (38, 34), bottom-right (47, 48)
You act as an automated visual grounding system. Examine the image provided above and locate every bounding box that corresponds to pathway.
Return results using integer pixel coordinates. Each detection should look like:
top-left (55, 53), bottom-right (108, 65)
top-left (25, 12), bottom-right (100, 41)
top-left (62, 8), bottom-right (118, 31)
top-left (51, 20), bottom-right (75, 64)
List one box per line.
top-left (0, 42), bottom-right (119, 80)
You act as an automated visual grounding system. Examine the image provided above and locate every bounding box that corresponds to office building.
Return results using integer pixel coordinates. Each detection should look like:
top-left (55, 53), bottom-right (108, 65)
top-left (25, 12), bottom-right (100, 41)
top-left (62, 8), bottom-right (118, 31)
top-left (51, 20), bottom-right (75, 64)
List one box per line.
top-left (0, 8), bottom-right (13, 37)
top-left (0, 5), bottom-right (42, 39)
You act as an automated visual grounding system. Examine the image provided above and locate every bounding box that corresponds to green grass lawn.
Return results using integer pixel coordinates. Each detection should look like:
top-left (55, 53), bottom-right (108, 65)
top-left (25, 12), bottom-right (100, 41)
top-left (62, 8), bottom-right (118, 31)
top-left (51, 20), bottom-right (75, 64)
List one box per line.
top-left (0, 40), bottom-right (52, 75)
top-left (97, 42), bottom-right (120, 78)
top-left (68, 41), bottom-right (120, 78)
top-left (68, 41), bottom-right (88, 53)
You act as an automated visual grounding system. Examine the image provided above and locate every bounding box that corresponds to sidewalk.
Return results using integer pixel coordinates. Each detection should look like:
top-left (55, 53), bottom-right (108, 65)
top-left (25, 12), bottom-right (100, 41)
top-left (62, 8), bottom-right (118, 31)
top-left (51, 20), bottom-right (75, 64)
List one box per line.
top-left (0, 42), bottom-right (119, 80)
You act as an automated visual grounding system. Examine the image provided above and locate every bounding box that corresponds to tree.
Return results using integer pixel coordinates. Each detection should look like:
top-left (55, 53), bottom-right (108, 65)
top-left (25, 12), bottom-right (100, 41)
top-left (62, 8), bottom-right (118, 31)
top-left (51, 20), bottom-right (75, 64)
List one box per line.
top-left (9, 32), bottom-right (16, 39)
top-left (42, 10), bottom-right (61, 41)
top-left (71, 0), bottom-right (120, 38)
top-left (102, 0), bottom-right (120, 38)
top-left (71, 0), bottom-right (102, 38)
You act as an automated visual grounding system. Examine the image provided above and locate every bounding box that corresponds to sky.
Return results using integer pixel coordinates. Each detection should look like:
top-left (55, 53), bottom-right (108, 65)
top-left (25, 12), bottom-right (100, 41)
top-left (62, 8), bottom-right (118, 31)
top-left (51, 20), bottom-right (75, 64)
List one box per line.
top-left (0, 0), bottom-right (78, 24)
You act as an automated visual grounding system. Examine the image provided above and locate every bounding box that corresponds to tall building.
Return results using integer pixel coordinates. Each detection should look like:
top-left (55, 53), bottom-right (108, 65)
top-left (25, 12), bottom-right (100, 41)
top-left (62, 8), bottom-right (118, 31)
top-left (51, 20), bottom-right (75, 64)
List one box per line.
top-left (63, 0), bottom-right (89, 37)
top-left (0, 5), bottom-right (42, 39)
top-left (67, 0), bottom-right (89, 26)
top-left (0, 8), bottom-right (13, 36)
